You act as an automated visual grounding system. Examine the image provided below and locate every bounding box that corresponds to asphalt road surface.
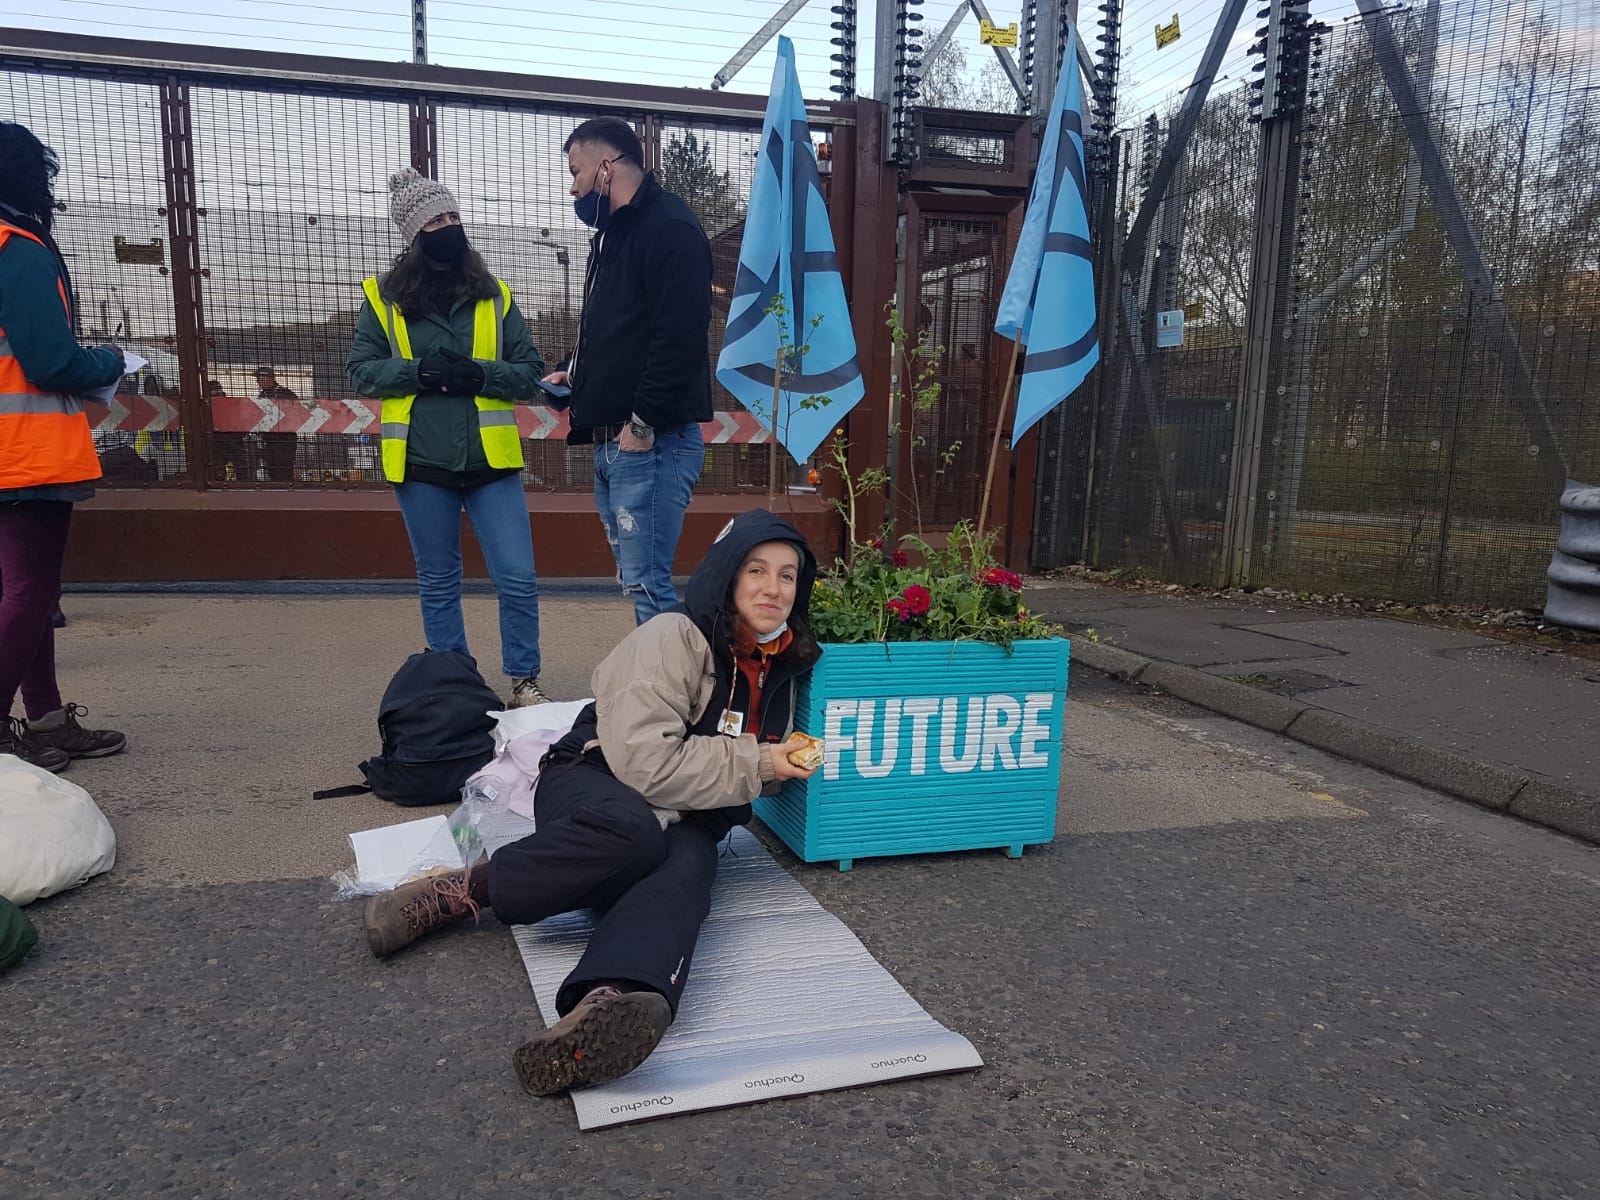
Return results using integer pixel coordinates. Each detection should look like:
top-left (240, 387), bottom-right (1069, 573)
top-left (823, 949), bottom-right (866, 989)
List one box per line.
top-left (3, 595), bottom-right (1597, 1199)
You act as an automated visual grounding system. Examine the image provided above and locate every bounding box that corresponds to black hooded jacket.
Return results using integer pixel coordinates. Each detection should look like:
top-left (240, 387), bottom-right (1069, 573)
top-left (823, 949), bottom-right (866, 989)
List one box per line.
top-left (567, 510), bottom-right (821, 813)
top-left (673, 509), bottom-right (821, 745)
top-left (564, 174), bottom-right (714, 442)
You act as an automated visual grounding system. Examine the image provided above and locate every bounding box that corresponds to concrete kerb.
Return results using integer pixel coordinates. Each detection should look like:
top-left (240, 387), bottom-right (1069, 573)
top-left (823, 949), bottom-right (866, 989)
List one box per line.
top-left (1068, 640), bottom-right (1151, 682)
top-left (1284, 709), bottom-right (1526, 812)
top-left (1067, 643), bottom-right (1597, 846)
top-left (1509, 780), bottom-right (1600, 845)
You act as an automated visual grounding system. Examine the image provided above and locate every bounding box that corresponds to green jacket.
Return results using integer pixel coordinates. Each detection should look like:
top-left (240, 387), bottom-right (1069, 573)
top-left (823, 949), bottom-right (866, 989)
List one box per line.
top-left (346, 291), bottom-right (545, 473)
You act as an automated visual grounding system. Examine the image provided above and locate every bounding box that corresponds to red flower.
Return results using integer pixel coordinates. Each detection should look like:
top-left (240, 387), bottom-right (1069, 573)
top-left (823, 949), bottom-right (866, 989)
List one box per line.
top-left (890, 550), bottom-right (910, 568)
top-left (869, 536), bottom-right (885, 551)
top-left (885, 597), bottom-right (910, 622)
top-left (902, 584), bottom-right (931, 616)
top-left (982, 567), bottom-right (1023, 591)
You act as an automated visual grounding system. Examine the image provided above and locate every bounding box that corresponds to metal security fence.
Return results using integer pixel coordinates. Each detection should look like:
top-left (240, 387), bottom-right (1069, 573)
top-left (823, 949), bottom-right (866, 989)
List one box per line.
top-left (0, 35), bottom-right (841, 494)
top-left (907, 209), bottom-right (1011, 529)
top-left (1037, 0), bottom-right (1600, 609)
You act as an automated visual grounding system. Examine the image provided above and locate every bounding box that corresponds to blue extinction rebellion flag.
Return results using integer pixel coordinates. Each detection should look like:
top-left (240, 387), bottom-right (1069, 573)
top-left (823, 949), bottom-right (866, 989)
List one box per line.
top-left (715, 35), bottom-right (863, 463)
top-left (993, 26), bottom-right (1099, 443)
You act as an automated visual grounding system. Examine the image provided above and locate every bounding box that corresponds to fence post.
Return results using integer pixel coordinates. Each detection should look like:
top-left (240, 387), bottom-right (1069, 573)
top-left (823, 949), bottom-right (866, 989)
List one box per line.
top-left (158, 77), bottom-right (212, 490)
top-left (409, 97), bottom-right (437, 177)
top-left (1220, 0), bottom-right (1312, 585)
top-left (844, 98), bottom-right (898, 544)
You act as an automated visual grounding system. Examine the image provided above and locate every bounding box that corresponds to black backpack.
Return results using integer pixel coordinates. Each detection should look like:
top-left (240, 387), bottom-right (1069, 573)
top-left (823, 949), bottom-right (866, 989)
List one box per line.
top-left (316, 650), bottom-right (500, 808)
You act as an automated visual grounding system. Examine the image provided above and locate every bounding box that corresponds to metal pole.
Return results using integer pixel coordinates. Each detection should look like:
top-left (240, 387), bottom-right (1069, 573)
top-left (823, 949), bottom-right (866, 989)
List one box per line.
top-left (411, 0), bottom-right (427, 65)
top-left (1122, 0), bottom-right (1247, 267)
top-left (874, 0), bottom-right (900, 107)
top-left (830, 0), bottom-right (859, 98)
top-left (712, 0), bottom-right (816, 90)
top-left (922, 0), bottom-right (973, 67)
top-left (158, 77), bottom-right (213, 490)
top-left (1221, 1), bottom-right (1309, 585)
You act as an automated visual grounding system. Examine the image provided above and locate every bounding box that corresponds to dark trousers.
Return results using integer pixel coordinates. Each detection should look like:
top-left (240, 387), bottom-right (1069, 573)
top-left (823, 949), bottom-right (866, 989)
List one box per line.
top-left (487, 750), bottom-right (748, 1020)
top-left (0, 500), bottom-right (72, 720)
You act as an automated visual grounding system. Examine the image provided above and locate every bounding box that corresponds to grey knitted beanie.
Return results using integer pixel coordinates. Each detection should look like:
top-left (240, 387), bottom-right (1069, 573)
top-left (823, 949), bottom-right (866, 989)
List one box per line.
top-left (388, 167), bottom-right (461, 244)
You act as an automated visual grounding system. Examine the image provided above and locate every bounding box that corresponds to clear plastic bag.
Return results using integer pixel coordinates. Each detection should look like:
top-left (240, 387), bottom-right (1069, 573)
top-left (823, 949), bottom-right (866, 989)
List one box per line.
top-left (448, 776), bottom-right (508, 878)
top-left (330, 779), bottom-right (510, 900)
top-left (330, 701), bottom-right (578, 900)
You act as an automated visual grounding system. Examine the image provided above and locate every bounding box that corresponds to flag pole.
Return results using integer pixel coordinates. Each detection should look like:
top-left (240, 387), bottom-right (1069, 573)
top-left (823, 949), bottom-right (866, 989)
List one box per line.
top-left (767, 348), bottom-right (783, 504)
top-left (977, 337), bottom-right (1023, 538)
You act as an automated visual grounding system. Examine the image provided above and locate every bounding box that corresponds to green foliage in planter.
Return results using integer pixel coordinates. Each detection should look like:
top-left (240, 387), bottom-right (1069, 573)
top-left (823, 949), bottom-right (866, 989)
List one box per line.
top-left (811, 521), bottom-right (1063, 651)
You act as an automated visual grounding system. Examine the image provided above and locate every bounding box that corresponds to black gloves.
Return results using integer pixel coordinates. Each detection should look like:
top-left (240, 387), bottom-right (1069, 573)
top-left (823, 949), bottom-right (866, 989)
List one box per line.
top-left (445, 356), bottom-right (486, 396)
top-left (416, 354), bottom-right (451, 392)
top-left (416, 348), bottom-right (485, 395)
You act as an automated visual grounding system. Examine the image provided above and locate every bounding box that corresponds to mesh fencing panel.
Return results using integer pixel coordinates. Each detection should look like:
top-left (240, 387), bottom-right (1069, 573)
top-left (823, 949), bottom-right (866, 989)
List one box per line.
top-left (2, 60), bottom-right (785, 495)
top-left (1050, 0), bottom-right (1600, 608)
top-left (910, 212), bottom-right (1007, 529)
top-left (1253, 1), bottom-right (1600, 605)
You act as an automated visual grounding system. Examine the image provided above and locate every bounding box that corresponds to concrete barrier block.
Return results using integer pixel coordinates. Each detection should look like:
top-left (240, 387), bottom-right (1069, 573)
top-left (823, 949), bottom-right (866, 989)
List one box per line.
top-left (1286, 708), bottom-right (1525, 810)
top-left (1139, 661), bottom-right (1309, 734)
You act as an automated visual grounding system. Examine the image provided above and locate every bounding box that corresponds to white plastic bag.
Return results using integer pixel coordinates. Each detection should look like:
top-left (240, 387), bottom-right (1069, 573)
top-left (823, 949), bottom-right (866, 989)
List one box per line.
top-left (0, 753), bottom-right (117, 905)
top-left (331, 701), bottom-right (587, 899)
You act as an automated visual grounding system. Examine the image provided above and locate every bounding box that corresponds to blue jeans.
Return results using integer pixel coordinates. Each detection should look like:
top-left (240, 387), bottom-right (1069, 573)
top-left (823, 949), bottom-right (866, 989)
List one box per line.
top-left (593, 423), bottom-right (704, 624)
top-left (393, 473), bottom-right (540, 678)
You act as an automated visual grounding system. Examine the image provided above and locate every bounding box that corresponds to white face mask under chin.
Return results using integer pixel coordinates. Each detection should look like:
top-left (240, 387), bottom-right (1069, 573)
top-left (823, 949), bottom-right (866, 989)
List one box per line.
top-left (757, 621), bottom-right (789, 644)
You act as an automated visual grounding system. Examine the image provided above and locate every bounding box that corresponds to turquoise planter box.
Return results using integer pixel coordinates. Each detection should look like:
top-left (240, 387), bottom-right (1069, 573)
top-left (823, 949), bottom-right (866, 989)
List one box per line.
top-left (754, 637), bottom-right (1070, 871)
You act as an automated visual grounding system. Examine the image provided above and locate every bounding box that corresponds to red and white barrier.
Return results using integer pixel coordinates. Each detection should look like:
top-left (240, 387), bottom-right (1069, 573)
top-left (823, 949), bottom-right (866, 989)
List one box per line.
top-left (95, 394), bottom-right (774, 444)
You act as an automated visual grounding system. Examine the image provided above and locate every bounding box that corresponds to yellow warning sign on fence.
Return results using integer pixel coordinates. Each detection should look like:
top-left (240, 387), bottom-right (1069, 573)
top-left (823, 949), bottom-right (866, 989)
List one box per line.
top-left (980, 19), bottom-right (1019, 47)
top-left (1155, 14), bottom-right (1181, 48)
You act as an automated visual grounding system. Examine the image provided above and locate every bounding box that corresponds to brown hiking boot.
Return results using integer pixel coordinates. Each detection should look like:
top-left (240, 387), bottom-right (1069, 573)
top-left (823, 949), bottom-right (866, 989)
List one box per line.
top-left (363, 869), bottom-right (481, 958)
top-left (512, 986), bottom-right (673, 1096)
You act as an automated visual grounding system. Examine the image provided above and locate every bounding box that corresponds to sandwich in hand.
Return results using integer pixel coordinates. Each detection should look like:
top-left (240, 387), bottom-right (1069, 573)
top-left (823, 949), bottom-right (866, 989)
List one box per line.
top-left (786, 732), bottom-right (826, 770)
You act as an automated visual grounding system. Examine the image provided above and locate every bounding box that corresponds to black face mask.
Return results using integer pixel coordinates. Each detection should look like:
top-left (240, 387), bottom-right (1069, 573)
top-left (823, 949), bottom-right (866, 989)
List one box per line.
top-left (417, 223), bottom-right (468, 265)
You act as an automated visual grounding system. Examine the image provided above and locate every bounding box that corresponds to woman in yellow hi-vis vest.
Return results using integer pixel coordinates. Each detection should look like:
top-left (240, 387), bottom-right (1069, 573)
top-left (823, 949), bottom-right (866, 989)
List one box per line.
top-left (348, 169), bottom-right (550, 706)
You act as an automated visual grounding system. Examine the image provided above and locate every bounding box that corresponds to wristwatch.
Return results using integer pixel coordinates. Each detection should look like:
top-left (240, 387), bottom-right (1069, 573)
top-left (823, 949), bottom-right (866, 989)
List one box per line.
top-left (627, 414), bottom-right (654, 440)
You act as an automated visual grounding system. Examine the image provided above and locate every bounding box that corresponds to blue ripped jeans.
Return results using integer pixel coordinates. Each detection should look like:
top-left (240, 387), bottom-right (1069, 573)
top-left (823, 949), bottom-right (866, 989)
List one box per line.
top-left (592, 423), bottom-right (704, 624)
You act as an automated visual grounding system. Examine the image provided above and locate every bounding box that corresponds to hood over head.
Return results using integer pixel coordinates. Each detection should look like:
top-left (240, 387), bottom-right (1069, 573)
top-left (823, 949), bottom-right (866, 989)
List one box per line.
top-left (677, 509), bottom-right (818, 648)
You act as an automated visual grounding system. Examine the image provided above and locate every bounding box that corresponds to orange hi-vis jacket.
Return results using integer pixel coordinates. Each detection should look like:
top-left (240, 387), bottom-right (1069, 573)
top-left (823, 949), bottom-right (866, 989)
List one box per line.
top-left (0, 220), bottom-right (103, 490)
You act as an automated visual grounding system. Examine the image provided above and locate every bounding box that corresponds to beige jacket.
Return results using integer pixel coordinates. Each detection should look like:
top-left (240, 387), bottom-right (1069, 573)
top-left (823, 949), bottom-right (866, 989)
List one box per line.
top-left (589, 612), bottom-right (782, 813)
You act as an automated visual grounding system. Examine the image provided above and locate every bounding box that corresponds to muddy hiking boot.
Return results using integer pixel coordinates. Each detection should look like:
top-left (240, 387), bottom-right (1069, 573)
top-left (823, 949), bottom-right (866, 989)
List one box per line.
top-left (512, 986), bottom-right (673, 1096)
top-left (509, 676), bottom-right (551, 708)
top-left (1, 717), bottom-right (71, 773)
top-left (28, 704), bottom-right (126, 760)
top-left (363, 869), bottom-right (482, 958)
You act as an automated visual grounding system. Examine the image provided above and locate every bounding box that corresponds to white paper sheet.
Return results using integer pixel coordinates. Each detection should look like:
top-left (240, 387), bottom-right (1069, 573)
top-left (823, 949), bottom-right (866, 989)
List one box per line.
top-left (348, 815), bottom-right (461, 891)
top-left (82, 352), bottom-right (147, 406)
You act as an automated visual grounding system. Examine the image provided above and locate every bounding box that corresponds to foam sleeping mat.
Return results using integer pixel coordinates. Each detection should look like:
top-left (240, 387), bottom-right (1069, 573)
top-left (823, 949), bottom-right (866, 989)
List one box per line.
top-left (481, 816), bottom-right (982, 1129)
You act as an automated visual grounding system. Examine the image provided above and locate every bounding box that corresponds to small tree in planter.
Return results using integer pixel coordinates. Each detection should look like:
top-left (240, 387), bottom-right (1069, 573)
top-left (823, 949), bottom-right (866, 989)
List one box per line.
top-left (753, 311), bottom-right (1072, 872)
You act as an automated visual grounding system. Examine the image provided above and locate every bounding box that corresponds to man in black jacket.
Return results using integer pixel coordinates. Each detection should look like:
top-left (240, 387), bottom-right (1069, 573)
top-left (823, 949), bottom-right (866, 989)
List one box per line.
top-left (542, 117), bottom-right (714, 624)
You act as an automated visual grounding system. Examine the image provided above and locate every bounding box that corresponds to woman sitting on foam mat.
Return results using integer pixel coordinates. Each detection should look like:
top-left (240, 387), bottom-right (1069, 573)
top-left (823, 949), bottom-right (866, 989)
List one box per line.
top-left (362, 509), bottom-right (823, 1095)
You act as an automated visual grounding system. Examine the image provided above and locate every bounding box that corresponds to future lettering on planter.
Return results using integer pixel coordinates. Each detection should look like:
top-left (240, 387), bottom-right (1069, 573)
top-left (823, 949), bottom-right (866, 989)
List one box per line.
top-left (820, 694), bottom-right (1056, 780)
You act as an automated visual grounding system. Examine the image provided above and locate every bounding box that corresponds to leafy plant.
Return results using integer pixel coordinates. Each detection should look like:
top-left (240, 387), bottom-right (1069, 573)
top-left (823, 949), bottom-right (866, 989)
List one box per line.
top-left (885, 303), bottom-right (957, 536)
top-left (810, 521), bottom-right (1062, 652)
